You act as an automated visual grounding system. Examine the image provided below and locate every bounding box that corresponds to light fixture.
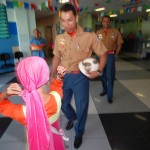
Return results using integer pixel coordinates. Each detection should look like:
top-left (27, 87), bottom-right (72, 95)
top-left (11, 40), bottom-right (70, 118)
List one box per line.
top-left (95, 7), bottom-right (105, 12)
top-left (146, 9), bottom-right (150, 12)
top-left (110, 14), bottom-right (118, 17)
top-left (59, 0), bottom-right (69, 3)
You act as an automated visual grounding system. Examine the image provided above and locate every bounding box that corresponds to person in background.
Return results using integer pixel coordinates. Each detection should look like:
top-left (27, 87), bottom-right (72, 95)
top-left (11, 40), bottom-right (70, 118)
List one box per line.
top-left (135, 29), bottom-right (144, 52)
top-left (96, 15), bottom-right (123, 103)
top-left (30, 28), bottom-right (46, 58)
top-left (50, 3), bottom-right (107, 149)
top-left (136, 29), bottom-right (144, 41)
top-left (127, 31), bottom-right (136, 40)
top-left (0, 56), bottom-right (67, 150)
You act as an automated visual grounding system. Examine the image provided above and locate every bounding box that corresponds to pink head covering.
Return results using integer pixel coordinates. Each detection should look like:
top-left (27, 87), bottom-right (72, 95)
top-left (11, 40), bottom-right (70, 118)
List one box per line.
top-left (16, 56), bottom-right (54, 150)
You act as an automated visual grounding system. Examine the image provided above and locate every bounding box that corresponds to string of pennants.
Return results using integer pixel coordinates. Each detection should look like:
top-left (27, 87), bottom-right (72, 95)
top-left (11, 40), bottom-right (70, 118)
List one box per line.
top-left (103, 5), bottom-right (150, 16)
top-left (0, 0), bottom-right (150, 16)
top-left (0, 0), bottom-right (79, 12)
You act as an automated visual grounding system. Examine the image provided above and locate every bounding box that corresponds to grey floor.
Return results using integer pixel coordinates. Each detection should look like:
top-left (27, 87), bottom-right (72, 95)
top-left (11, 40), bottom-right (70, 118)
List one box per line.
top-left (0, 53), bottom-right (150, 150)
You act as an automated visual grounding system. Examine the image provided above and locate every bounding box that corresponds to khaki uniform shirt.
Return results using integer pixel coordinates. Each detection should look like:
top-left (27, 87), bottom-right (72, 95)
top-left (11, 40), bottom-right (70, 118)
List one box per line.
top-left (53, 25), bottom-right (107, 71)
top-left (96, 28), bottom-right (123, 52)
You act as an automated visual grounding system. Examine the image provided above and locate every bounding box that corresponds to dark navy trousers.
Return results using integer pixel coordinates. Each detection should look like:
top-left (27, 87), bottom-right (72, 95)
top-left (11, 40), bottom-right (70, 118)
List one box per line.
top-left (100, 54), bottom-right (116, 99)
top-left (61, 72), bottom-right (89, 137)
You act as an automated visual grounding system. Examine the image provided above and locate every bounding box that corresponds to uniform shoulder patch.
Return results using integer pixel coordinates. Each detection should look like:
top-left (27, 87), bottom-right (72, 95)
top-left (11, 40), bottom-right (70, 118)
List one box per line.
top-left (57, 30), bottom-right (65, 35)
top-left (97, 34), bottom-right (103, 40)
top-left (84, 27), bottom-right (92, 32)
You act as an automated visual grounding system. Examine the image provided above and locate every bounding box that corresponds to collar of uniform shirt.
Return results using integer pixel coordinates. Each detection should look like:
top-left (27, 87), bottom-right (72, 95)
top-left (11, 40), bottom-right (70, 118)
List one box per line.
top-left (103, 29), bottom-right (109, 34)
top-left (68, 32), bottom-right (76, 37)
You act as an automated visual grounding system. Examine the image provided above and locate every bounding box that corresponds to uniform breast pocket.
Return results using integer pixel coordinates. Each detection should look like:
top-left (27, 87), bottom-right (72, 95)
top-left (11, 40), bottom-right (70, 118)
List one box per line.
top-left (111, 35), bottom-right (117, 42)
top-left (58, 44), bottom-right (66, 53)
top-left (77, 47), bottom-right (91, 58)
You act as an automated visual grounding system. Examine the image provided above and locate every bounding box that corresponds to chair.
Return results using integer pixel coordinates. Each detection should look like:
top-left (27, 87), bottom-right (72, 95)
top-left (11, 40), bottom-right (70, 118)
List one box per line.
top-left (14, 51), bottom-right (23, 62)
top-left (0, 53), bottom-right (10, 67)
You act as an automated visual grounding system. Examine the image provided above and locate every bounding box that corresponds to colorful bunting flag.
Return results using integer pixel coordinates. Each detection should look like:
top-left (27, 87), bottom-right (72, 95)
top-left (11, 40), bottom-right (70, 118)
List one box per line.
top-left (131, 0), bottom-right (135, 3)
top-left (41, 2), bottom-right (46, 9)
top-left (136, 0), bottom-right (142, 2)
top-left (95, 3), bottom-right (99, 7)
top-left (120, 9), bottom-right (124, 14)
top-left (13, 1), bottom-right (18, 7)
top-left (55, 0), bottom-right (59, 3)
top-left (137, 6), bottom-right (142, 12)
top-left (109, 11), bottom-right (112, 15)
top-left (126, 8), bottom-right (130, 13)
top-left (131, 7), bottom-right (136, 13)
top-left (24, 2), bottom-right (29, 9)
top-left (48, 0), bottom-right (54, 11)
top-left (37, 3), bottom-right (42, 10)
top-left (31, 3), bottom-right (36, 10)
top-left (70, 0), bottom-right (79, 12)
top-left (18, 1), bottom-right (23, 8)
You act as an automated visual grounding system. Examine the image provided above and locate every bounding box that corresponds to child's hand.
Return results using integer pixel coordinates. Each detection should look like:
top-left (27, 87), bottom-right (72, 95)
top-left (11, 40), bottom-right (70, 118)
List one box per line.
top-left (57, 66), bottom-right (67, 80)
top-left (6, 83), bottom-right (22, 96)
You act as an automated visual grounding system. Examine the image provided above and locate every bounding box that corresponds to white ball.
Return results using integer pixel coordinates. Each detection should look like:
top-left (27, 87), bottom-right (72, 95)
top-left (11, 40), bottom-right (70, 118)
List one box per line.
top-left (78, 57), bottom-right (99, 77)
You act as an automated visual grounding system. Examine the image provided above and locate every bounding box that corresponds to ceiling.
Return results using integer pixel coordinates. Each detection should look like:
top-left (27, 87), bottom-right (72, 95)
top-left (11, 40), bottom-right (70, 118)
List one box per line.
top-left (6, 0), bottom-right (150, 19)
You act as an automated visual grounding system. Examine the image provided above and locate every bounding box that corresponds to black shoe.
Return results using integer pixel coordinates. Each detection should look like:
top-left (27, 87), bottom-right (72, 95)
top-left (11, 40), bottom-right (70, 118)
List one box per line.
top-left (108, 98), bottom-right (113, 103)
top-left (74, 136), bottom-right (82, 149)
top-left (100, 92), bottom-right (107, 96)
top-left (66, 121), bottom-right (74, 130)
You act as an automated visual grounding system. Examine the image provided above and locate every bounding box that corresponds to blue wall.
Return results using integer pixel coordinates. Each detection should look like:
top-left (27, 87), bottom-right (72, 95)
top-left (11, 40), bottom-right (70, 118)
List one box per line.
top-left (0, 22), bottom-right (19, 73)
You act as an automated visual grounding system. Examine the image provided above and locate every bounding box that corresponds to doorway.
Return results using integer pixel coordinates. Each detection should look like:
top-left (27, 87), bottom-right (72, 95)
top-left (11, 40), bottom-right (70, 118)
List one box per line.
top-left (45, 25), bottom-right (53, 58)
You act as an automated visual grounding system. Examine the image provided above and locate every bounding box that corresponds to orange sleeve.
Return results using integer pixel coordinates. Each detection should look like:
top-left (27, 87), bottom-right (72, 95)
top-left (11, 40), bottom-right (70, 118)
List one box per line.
top-left (0, 96), bottom-right (26, 125)
top-left (49, 79), bottom-right (63, 98)
top-left (45, 97), bottom-right (57, 118)
top-left (45, 79), bottom-right (63, 118)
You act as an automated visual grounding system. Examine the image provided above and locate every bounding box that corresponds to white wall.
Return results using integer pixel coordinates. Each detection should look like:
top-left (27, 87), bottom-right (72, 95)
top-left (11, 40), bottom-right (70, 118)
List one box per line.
top-left (142, 20), bottom-right (150, 38)
top-left (27, 9), bottom-right (36, 38)
top-left (14, 8), bottom-right (30, 57)
top-left (6, 7), bottom-right (36, 57)
top-left (6, 8), bottom-right (15, 22)
top-left (79, 14), bottom-right (92, 29)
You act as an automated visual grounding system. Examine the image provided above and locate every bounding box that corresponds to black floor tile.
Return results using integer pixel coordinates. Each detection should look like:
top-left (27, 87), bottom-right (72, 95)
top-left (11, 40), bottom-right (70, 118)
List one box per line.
top-left (0, 117), bottom-right (12, 138)
top-left (127, 112), bottom-right (150, 137)
top-left (108, 137), bottom-right (150, 150)
top-left (120, 57), bottom-right (142, 61)
top-left (99, 113), bottom-right (150, 150)
top-left (145, 137), bottom-right (150, 146)
top-left (99, 113), bottom-right (141, 138)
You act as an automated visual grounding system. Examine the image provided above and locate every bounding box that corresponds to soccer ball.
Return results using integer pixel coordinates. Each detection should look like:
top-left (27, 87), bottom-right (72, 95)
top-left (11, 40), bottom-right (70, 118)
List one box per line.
top-left (78, 57), bottom-right (99, 77)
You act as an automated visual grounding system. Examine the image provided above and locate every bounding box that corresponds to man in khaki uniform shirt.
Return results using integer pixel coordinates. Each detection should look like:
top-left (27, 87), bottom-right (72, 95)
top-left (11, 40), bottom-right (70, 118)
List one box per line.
top-left (50, 4), bottom-right (107, 149)
top-left (96, 15), bottom-right (123, 103)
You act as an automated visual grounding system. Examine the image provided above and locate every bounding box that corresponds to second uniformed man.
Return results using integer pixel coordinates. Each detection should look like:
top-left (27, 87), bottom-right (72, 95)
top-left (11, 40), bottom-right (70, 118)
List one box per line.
top-left (96, 16), bottom-right (123, 103)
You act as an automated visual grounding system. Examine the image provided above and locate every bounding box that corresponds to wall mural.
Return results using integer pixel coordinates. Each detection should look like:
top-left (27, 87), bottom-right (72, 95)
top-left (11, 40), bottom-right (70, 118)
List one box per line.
top-left (0, 4), bottom-right (9, 39)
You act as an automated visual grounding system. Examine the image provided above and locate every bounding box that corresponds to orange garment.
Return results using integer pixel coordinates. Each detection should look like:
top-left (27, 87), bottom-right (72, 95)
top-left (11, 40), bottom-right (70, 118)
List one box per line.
top-left (0, 79), bottom-right (63, 125)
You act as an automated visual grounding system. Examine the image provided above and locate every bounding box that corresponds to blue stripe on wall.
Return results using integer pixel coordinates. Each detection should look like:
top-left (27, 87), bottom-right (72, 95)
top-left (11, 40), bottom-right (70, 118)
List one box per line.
top-left (0, 35), bottom-right (19, 52)
top-left (0, 22), bottom-right (19, 74)
top-left (8, 22), bottom-right (18, 35)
